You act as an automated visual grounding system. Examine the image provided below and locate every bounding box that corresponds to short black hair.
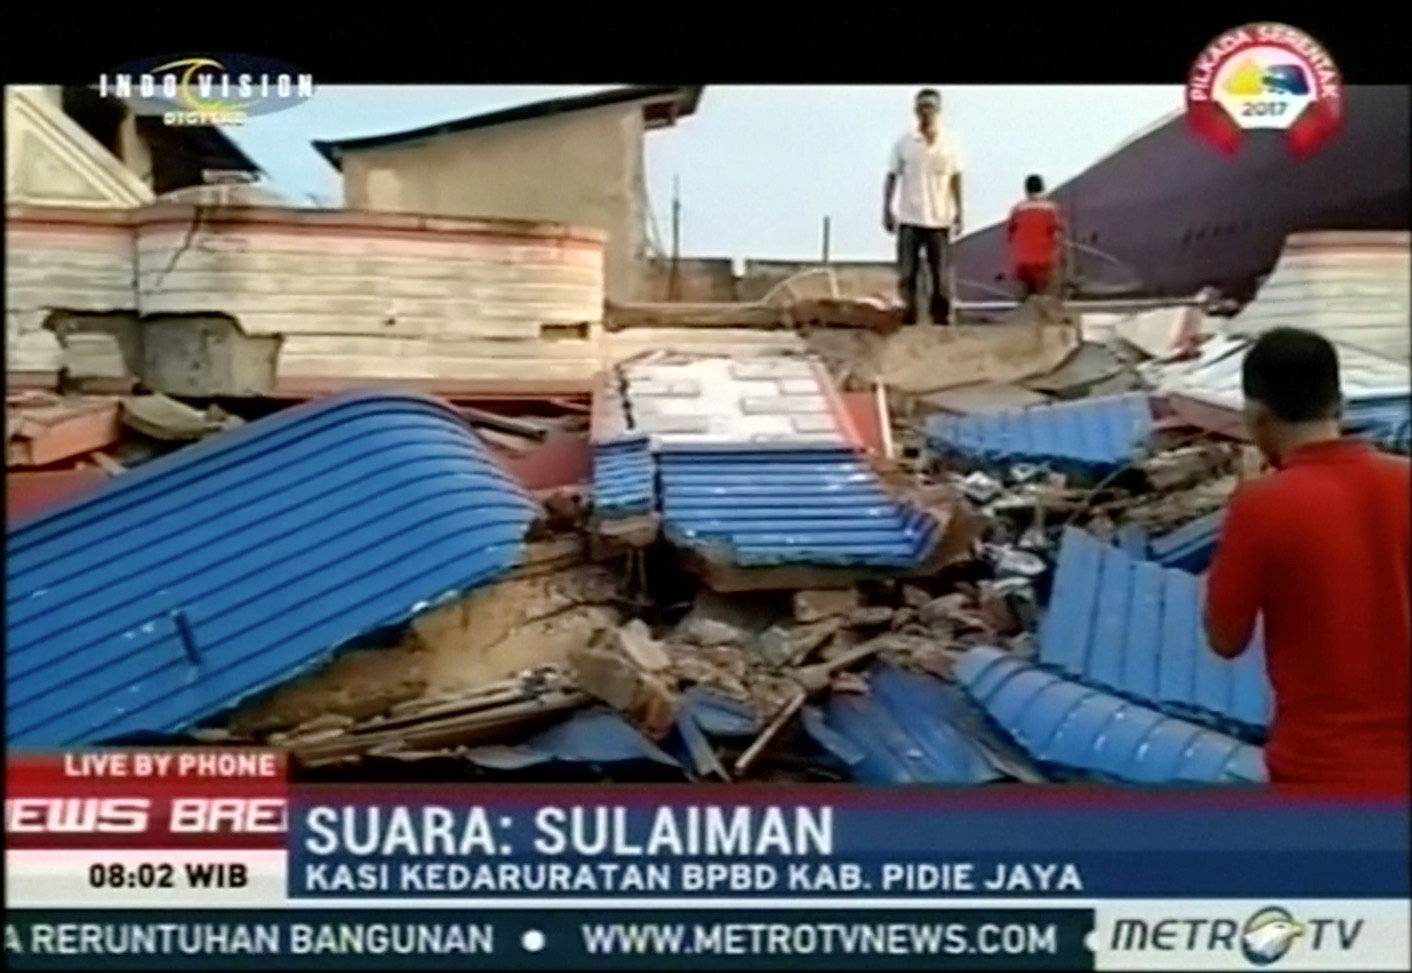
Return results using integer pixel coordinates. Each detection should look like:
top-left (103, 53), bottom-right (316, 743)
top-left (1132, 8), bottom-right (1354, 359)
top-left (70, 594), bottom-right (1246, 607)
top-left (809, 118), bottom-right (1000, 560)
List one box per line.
top-left (1025, 174), bottom-right (1044, 194)
top-left (1242, 327), bottom-right (1342, 421)
top-left (916, 88), bottom-right (941, 104)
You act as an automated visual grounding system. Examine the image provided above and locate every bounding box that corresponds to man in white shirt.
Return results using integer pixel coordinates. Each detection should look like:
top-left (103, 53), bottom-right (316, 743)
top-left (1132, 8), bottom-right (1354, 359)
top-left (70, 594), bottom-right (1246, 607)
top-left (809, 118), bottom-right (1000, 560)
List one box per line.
top-left (883, 88), bottom-right (964, 324)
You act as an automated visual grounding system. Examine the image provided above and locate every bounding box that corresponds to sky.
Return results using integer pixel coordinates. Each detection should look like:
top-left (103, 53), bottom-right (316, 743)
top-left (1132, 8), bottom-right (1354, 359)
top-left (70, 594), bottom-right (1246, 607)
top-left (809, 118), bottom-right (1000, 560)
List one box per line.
top-left (227, 85), bottom-right (1184, 262)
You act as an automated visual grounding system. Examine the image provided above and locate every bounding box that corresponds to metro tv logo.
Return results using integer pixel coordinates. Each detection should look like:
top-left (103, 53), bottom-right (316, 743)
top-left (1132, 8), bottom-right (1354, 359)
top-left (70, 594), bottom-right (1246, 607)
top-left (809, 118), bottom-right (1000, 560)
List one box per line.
top-left (1109, 906), bottom-right (1365, 966)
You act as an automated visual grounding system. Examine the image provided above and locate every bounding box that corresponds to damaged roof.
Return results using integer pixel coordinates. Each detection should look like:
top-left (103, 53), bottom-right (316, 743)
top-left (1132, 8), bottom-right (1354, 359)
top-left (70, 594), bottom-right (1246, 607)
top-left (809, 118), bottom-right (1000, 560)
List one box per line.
top-left (958, 646), bottom-right (1266, 784)
top-left (1344, 397), bottom-right (1412, 454)
top-left (593, 354), bottom-right (947, 574)
top-left (805, 661), bottom-right (1042, 784)
top-left (591, 435), bottom-right (657, 518)
top-left (926, 392), bottom-right (1153, 480)
top-left (6, 392), bottom-right (538, 747)
top-left (1149, 510), bottom-right (1224, 573)
top-left (1154, 332), bottom-right (1409, 414)
top-left (1040, 527), bottom-right (1271, 732)
top-left (658, 447), bottom-right (939, 568)
top-left (1226, 231), bottom-right (1411, 363)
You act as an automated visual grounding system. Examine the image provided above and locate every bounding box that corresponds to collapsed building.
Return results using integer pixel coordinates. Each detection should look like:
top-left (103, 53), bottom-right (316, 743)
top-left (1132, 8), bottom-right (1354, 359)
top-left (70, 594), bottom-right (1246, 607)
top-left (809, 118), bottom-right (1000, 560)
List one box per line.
top-left (5, 83), bottom-right (1410, 787)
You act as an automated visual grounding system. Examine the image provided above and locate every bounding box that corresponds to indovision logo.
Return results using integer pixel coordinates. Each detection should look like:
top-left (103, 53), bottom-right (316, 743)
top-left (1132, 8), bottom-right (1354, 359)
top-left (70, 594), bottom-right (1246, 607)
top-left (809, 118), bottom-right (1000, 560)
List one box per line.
top-left (98, 54), bottom-right (315, 126)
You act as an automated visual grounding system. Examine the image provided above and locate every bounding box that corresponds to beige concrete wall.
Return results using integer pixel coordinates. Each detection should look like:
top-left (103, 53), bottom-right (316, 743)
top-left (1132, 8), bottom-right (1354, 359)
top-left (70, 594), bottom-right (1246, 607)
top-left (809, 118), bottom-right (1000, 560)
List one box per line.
top-left (739, 260), bottom-right (896, 301)
top-left (7, 204), bottom-right (609, 392)
top-left (634, 258), bottom-right (898, 303)
top-left (136, 206), bottom-right (607, 388)
top-left (341, 103), bottom-right (645, 303)
top-left (5, 207), bottom-right (136, 377)
top-left (637, 258), bottom-right (739, 302)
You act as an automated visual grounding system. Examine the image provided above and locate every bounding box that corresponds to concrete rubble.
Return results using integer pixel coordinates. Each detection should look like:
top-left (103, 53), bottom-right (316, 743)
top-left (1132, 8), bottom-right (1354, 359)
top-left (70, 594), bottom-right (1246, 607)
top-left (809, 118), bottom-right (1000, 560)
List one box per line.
top-left (10, 289), bottom-right (1406, 785)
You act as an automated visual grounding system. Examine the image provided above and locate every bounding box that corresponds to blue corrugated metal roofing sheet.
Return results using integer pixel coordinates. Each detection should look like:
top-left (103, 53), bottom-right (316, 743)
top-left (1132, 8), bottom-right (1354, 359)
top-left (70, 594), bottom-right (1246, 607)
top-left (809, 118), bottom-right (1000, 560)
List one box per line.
top-left (466, 710), bottom-right (679, 771)
top-left (804, 662), bottom-right (1043, 784)
top-left (657, 447), bottom-right (939, 567)
top-left (957, 646), bottom-right (1266, 784)
top-left (592, 435), bottom-right (656, 518)
top-left (1149, 510), bottom-right (1225, 573)
top-left (1345, 396), bottom-right (1411, 453)
top-left (926, 392), bottom-right (1153, 479)
top-left (6, 392), bottom-right (537, 747)
top-left (673, 688), bottom-right (762, 778)
top-left (1040, 527), bottom-right (1271, 733)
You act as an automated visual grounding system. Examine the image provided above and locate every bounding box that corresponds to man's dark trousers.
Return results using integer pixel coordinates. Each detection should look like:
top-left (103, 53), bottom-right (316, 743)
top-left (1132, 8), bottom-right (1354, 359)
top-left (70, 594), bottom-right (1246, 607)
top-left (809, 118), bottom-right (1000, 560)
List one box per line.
top-left (897, 223), bottom-right (950, 324)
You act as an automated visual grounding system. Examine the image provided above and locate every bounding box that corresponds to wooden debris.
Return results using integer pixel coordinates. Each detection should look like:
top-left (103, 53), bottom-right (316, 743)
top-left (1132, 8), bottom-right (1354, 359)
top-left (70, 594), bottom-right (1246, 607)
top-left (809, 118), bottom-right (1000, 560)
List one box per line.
top-left (457, 404), bottom-right (552, 441)
top-left (283, 671), bottom-right (587, 766)
top-left (477, 427), bottom-right (538, 455)
top-left (89, 452), bottom-right (125, 476)
top-left (732, 685), bottom-right (806, 777)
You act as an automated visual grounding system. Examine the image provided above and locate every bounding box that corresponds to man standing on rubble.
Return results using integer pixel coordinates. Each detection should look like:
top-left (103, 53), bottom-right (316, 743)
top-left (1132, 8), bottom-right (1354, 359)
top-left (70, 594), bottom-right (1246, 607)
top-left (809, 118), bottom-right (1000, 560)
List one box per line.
top-left (1204, 327), bottom-right (1410, 793)
top-left (883, 88), bottom-right (964, 325)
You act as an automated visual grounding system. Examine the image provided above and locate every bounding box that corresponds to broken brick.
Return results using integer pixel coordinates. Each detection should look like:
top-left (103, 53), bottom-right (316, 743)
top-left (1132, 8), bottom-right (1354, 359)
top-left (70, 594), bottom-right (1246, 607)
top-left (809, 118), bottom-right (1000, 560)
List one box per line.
top-left (978, 587), bottom-right (1021, 637)
top-left (901, 585), bottom-right (933, 609)
top-left (676, 617), bottom-right (747, 647)
top-left (569, 646), bottom-right (642, 713)
top-left (919, 594), bottom-right (969, 629)
top-left (615, 619), bottom-right (672, 672)
top-left (848, 606), bottom-right (894, 629)
top-left (912, 644), bottom-right (964, 680)
top-left (755, 617), bottom-right (843, 667)
top-left (830, 672), bottom-right (870, 694)
top-left (793, 588), bottom-right (860, 623)
top-left (890, 608), bottom-right (919, 631)
top-left (635, 674), bottom-right (679, 740)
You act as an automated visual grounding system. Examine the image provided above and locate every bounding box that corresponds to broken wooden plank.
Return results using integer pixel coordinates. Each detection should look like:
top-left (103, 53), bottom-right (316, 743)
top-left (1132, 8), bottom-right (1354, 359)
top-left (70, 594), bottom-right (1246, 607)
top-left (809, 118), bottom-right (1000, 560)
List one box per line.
top-left (290, 688), bottom-right (588, 764)
top-left (89, 452), bottom-right (125, 476)
top-left (457, 404), bottom-right (552, 441)
top-left (476, 427), bottom-right (538, 454)
top-left (732, 684), bottom-right (807, 777)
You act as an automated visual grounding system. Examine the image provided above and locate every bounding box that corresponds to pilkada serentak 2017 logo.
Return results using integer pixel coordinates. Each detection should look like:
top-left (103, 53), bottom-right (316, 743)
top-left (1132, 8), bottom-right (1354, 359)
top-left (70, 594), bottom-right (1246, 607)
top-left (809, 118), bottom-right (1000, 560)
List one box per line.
top-left (97, 53), bottom-right (315, 127)
top-left (1186, 22), bottom-right (1342, 158)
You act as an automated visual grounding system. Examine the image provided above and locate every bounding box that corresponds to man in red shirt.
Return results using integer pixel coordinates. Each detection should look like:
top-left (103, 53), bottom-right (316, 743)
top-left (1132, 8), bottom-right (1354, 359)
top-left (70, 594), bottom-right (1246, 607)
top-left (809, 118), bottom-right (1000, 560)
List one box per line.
top-left (1006, 174), bottom-right (1063, 298)
top-left (1205, 328), bottom-right (1410, 793)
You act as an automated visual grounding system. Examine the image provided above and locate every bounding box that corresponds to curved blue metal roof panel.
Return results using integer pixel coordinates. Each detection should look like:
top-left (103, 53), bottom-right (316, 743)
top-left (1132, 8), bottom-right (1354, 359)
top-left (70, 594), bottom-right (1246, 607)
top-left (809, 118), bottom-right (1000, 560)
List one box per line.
top-left (1038, 527), bottom-right (1271, 734)
top-left (957, 646), bottom-right (1266, 784)
top-left (809, 662), bottom-right (1016, 784)
top-left (656, 448), bottom-right (940, 568)
top-left (592, 436), bottom-right (656, 518)
top-left (926, 392), bottom-right (1153, 480)
top-left (1344, 396), bottom-right (1412, 454)
top-left (6, 392), bottom-right (537, 747)
top-left (1149, 510), bottom-right (1225, 573)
